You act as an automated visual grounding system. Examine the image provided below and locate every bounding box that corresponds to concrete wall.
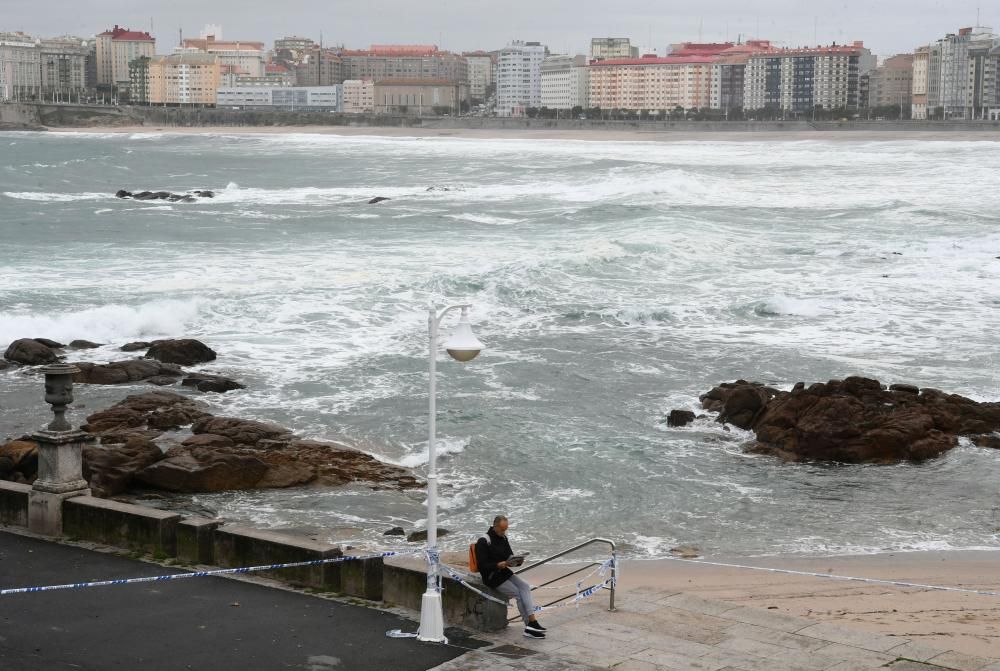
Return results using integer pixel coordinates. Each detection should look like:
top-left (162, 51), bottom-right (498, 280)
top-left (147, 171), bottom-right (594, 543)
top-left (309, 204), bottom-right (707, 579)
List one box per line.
top-left (0, 481), bottom-right (30, 527)
top-left (63, 496), bottom-right (181, 556)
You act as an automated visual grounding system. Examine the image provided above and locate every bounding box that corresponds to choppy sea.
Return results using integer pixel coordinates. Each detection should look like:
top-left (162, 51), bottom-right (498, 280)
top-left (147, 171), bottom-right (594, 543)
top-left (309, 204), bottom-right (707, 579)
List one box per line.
top-left (3, 130), bottom-right (1000, 558)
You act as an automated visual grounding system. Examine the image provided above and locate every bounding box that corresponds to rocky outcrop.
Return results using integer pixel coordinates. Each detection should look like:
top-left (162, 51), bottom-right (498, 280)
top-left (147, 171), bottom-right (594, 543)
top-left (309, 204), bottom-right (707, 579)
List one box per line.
top-left (72, 359), bottom-right (184, 385)
top-left (368, 196), bottom-right (391, 204)
top-left (83, 436), bottom-right (164, 497)
top-left (69, 339), bottom-right (103, 349)
top-left (0, 439), bottom-right (39, 484)
top-left (115, 190), bottom-right (213, 202)
top-left (191, 416), bottom-right (292, 446)
top-left (83, 390), bottom-right (211, 443)
top-left (181, 372), bottom-right (245, 393)
top-left (696, 377), bottom-right (1000, 464)
top-left (146, 339), bottom-right (217, 366)
top-left (134, 446), bottom-right (269, 492)
top-left (120, 341), bottom-right (151, 352)
top-left (4, 338), bottom-right (60, 365)
top-left (666, 410), bottom-right (696, 427)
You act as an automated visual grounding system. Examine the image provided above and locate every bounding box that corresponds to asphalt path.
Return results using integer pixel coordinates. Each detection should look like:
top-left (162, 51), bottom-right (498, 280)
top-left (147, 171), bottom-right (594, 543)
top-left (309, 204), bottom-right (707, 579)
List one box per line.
top-left (0, 531), bottom-right (483, 670)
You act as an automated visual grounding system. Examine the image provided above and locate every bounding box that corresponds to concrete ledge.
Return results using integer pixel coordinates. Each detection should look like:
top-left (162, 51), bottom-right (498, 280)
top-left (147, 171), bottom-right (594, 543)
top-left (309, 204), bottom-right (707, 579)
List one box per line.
top-left (63, 496), bottom-right (181, 555)
top-left (176, 517), bottom-right (223, 565)
top-left (383, 558), bottom-right (508, 632)
top-left (0, 481), bottom-right (31, 527)
top-left (213, 526), bottom-right (342, 591)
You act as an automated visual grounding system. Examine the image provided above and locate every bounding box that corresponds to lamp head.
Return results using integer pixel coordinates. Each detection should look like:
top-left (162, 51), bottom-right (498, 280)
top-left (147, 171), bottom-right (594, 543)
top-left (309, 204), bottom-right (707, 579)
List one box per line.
top-left (443, 307), bottom-right (484, 362)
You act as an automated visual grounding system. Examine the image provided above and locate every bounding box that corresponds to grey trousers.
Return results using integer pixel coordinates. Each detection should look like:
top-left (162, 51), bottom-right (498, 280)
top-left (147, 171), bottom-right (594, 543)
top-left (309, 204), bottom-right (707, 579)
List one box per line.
top-left (497, 574), bottom-right (536, 624)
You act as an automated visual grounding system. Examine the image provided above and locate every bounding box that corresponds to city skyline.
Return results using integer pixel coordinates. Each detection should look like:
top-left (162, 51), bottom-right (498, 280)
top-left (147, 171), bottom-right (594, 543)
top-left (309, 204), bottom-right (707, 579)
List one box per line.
top-left (2, 0), bottom-right (996, 57)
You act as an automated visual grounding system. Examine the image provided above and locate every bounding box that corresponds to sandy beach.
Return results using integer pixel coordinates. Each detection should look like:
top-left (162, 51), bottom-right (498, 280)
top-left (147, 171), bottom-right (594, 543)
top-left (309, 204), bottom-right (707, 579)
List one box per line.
top-left (44, 124), bottom-right (1000, 142)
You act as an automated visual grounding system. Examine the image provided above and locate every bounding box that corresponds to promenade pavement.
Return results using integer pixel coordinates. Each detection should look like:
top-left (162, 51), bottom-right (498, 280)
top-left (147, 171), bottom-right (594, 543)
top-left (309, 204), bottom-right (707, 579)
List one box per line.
top-left (429, 579), bottom-right (1000, 671)
top-left (0, 530), bottom-right (482, 671)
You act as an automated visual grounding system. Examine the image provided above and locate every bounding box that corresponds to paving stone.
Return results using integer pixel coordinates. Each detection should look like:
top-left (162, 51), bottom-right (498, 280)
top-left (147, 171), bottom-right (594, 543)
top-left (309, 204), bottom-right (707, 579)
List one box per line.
top-left (613, 660), bottom-right (665, 671)
top-left (926, 651), bottom-right (993, 671)
top-left (718, 606), bottom-right (817, 633)
top-left (629, 647), bottom-right (737, 671)
top-left (575, 618), bottom-right (648, 642)
top-left (658, 593), bottom-right (742, 617)
top-left (630, 631), bottom-right (718, 658)
top-left (888, 662), bottom-right (953, 671)
top-left (812, 643), bottom-right (896, 667)
top-left (797, 622), bottom-right (904, 652)
top-left (721, 623), bottom-right (831, 653)
top-left (887, 641), bottom-right (952, 664)
top-left (648, 606), bottom-right (736, 632)
top-left (718, 636), bottom-right (843, 670)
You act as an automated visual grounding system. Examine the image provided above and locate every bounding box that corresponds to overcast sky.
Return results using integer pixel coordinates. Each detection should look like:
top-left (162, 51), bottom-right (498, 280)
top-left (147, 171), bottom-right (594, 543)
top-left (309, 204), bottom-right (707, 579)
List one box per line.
top-left (3, 1), bottom-right (994, 57)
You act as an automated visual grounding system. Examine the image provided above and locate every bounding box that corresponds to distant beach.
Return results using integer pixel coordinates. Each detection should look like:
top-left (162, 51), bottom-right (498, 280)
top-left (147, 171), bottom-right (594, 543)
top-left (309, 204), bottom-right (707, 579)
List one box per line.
top-left (44, 124), bottom-right (1000, 142)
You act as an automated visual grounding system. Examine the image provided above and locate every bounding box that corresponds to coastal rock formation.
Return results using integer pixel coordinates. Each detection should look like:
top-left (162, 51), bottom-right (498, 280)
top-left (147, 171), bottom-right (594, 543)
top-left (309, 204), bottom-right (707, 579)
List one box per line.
top-left (0, 440), bottom-right (39, 484)
top-left (368, 196), bottom-right (391, 204)
top-left (115, 190), bottom-right (212, 202)
top-left (69, 340), bottom-right (103, 349)
top-left (120, 341), bottom-right (152, 352)
top-left (134, 447), bottom-right (270, 492)
top-left (666, 410), bottom-right (696, 427)
top-left (190, 415), bottom-right (293, 446)
top-left (694, 377), bottom-right (1000, 464)
top-left (181, 372), bottom-right (245, 393)
top-left (72, 359), bottom-right (184, 385)
top-left (146, 339), bottom-right (217, 366)
top-left (33, 338), bottom-right (65, 349)
top-left (4, 338), bottom-right (60, 365)
top-left (83, 436), bottom-right (165, 497)
top-left (83, 390), bottom-right (210, 443)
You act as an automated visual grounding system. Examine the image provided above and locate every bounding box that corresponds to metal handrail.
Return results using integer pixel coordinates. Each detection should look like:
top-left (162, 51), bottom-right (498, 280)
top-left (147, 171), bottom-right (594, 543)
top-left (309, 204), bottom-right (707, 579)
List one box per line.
top-left (509, 537), bottom-right (617, 619)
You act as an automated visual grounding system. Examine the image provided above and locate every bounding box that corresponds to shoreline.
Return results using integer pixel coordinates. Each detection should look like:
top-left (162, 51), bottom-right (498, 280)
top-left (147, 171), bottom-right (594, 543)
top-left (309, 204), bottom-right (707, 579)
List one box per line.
top-left (39, 124), bottom-right (1000, 142)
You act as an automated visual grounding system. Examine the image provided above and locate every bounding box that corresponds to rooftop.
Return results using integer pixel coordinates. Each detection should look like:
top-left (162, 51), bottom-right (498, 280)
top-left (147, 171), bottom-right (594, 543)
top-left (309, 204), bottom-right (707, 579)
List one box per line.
top-left (99, 25), bottom-right (154, 42)
top-left (182, 37), bottom-right (265, 51)
top-left (374, 77), bottom-right (459, 86)
top-left (589, 54), bottom-right (718, 67)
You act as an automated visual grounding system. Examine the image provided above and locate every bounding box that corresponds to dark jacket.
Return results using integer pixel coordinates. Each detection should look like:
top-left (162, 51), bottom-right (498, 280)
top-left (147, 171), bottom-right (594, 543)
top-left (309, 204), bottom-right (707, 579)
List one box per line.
top-left (475, 527), bottom-right (514, 589)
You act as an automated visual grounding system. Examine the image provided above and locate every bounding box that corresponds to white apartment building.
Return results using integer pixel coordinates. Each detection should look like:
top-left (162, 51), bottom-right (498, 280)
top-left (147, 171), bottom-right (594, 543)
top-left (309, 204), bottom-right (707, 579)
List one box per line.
top-left (463, 52), bottom-right (493, 100)
top-left (496, 41), bottom-right (547, 116)
top-left (934, 26), bottom-right (999, 119)
top-left (911, 46), bottom-right (930, 119)
top-left (540, 54), bottom-right (589, 110)
top-left (0, 32), bottom-right (41, 101)
top-left (342, 78), bottom-right (374, 113)
top-left (180, 34), bottom-right (266, 77)
top-left (743, 43), bottom-right (872, 113)
top-left (217, 85), bottom-right (342, 110)
top-left (95, 25), bottom-right (155, 87)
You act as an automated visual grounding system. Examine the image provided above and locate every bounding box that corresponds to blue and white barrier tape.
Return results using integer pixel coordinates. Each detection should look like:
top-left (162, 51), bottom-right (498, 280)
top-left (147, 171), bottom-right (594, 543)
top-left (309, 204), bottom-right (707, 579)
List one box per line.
top-left (438, 565), bottom-right (509, 605)
top-left (0, 549), bottom-right (420, 597)
top-left (439, 564), bottom-right (616, 611)
top-left (660, 555), bottom-right (1000, 598)
top-left (531, 556), bottom-right (616, 591)
top-left (532, 578), bottom-right (615, 613)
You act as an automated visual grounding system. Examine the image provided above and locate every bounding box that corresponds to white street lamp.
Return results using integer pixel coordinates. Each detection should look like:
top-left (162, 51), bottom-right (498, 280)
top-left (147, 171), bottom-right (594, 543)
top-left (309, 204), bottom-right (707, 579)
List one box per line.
top-left (417, 304), bottom-right (484, 643)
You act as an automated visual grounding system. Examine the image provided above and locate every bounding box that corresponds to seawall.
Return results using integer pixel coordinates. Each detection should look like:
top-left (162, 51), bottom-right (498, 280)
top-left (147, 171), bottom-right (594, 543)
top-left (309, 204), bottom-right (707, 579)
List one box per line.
top-left (4, 102), bottom-right (1000, 133)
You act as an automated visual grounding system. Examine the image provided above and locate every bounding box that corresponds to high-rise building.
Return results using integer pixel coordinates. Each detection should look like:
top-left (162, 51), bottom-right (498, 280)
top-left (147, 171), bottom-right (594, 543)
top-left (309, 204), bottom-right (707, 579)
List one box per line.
top-left (340, 45), bottom-right (469, 101)
top-left (180, 33), bottom-right (266, 78)
top-left (342, 78), bottom-right (374, 113)
top-left (703, 41), bottom-right (775, 112)
top-left (294, 47), bottom-right (343, 86)
top-left (540, 54), bottom-right (589, 110)
top-left (967, 31), bottom-right (1000, 119)
top-left (462, 51), bottom-right (494, 100)
top-left (37, 37), bottom-right (91, 98)
top-left (0, 32), bottom-right (41, 101)
top-left (868, 54), bottom-right (913, 111)
top-left (743, 42), bottom-right (873, 114)
top-left (590, 38), bottom-right (638, 61)
top-left (496, 41), bottom-right (547, 116)
top-left (936, 27), bottom-right (1000, 119)
top-left (588, 54), bottom-right (715, 112)
top-left (148, 52), bottom-right (220, 105)
top-left (95, 25), bottom-right (154, 87)
top-left (911, 46), bottom-right (930, 119)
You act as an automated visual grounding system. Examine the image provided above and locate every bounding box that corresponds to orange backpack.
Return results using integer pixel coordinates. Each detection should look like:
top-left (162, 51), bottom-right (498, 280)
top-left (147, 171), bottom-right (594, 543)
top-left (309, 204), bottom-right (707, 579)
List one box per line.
top-left (468, 534), bottom-right (490, 572)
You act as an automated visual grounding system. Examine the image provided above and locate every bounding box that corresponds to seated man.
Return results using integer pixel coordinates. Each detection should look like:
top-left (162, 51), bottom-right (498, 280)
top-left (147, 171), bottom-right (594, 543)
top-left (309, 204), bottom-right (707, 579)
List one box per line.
top-left (475, 515), bottom-right (546, 639)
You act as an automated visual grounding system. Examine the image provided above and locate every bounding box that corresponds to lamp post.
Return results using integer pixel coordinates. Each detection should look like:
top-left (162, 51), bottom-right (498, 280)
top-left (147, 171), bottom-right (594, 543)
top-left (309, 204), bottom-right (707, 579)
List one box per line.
top-left (417, 304), bottom-right (485, 643)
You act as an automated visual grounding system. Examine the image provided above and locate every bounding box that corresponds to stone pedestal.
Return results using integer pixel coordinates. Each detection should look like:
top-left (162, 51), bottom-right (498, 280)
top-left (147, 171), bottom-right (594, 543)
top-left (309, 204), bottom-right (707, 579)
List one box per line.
top-left (28, 428), bottom-right (93, 536)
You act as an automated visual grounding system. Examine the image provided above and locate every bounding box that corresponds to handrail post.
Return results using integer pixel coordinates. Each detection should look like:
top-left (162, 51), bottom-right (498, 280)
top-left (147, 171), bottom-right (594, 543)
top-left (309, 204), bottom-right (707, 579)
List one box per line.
top-left (609, 547), bottom-right (617, 612)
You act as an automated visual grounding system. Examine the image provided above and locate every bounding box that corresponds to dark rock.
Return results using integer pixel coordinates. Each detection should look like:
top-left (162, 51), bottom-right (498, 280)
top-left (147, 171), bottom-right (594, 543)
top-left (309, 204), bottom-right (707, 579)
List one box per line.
top-left (146, 376), bottom-right (179, 386)
top-left (181, 433), bottom-right (235, 449)
top-left (193, 190), bottom-right (214, 198)
top-left (146, 339), bottom-right (217, 366)
top-left (120, 341), bottom-right (151, 352)
top-left (179, 196), bottom-right (196, 203)
top-left (84, 391), bottom-right (210, 437)
top-left (0, 360), bottom-right (12, 371)
top-left (115, 189), bottom-right (132, 198)
top-left (83, 436), bottom-right (165, 497)
top-left (972, 435), bottom-right (1000, 449)
top-left (134, 447), bottom-right (269, 492)
top-left (384, 527), bottom-right (406, 536)
top-left (889, 383), bottom-right (920, 394)
top-left (368, 196), bottom-right (391, 204)
top-left (152, 191), bottom-right (171, 200)
top-left (4, 338), bottom-right (59, 365)
top-left (69, 339), bottom-right (103, 349)
top-left (407, 528), bottom-right (449, 543)
top-left (72, 359), bottom-right (183, 385)
top-left (701, 380), bottom-right (778, 430)
top-left (667, 410), bottom-right (696, 427)
top-left (132, 191), bottom-right (155, 200)
top-left (0, 440), bottom-right (38, 479)
top-left (263, 439), bottom-right (420, 490)
top-left (181, 373), bottom-right (245, 393)
top-left (33, 338), bottom-right (65, 349)
top-left (191, 416), bottom-right (292, 447)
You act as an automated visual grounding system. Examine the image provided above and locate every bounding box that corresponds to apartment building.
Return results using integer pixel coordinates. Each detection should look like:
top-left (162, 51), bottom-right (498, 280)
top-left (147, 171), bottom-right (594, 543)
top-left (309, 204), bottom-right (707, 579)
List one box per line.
top-left (95, 25), bottom-right (154, 87)
top-left (868, 53), bottom-right (913, 110)
top-left (588, 54), bottom-right (715, 111)
top-left (180, 34), bottom-right (266, 77)
top-left (37, 37), bottom-right (91, 96)
top-left (496, 40), bottom-right (547, 116)
top-left (340, 45), bottom-right (468, 100)
top-left (294, 47), bottom-right (343, 87)
top-left (0, 32), bottom-right (41, 101)
top-left (590, 38), bottom-right (638, 61)
top-left (463, 51), bottom-right (494, 100)
top-left (147, 52), bottom-right (220, 105)
top-left (743, 42), bottom-right (873, 114)
top-left (342, 78), bottom-right (374, 113)
top-left (540, 54), bottom-right (589, 109)
top-left (911, 46), bottom-right (930, 118)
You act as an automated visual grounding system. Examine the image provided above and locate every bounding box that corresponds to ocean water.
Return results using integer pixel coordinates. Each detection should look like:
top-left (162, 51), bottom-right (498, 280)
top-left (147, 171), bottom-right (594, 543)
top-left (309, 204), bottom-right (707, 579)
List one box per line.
top-left (3, 130), bottom-right (1000, 558)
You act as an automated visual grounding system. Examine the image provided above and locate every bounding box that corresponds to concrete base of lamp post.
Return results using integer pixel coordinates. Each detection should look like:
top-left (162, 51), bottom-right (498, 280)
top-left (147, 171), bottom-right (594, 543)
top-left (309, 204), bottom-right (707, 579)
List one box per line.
top-left (28, 428), bottom-right (93, 536)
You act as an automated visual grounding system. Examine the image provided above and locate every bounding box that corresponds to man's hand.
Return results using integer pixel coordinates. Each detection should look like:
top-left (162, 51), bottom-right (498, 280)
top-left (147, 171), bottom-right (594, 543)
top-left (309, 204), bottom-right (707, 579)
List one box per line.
top-left (497, 561), bottom-right (508, 570)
